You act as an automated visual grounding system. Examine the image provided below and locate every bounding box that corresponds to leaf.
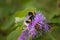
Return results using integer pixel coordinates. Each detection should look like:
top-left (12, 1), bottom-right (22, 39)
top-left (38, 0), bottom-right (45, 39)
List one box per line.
top-left (0, 34), bottom-right (6, 40)
top-left (51, 26), bottom-right (60, 40)
top-left (1, 15), bottom-right (15, 30)
top-left (7, 23), bottom-right (24, 40)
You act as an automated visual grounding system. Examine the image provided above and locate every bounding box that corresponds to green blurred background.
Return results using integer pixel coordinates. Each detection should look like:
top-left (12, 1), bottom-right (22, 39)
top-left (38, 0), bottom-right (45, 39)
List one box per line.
top-left (0, 0), bottom-right (60, 40)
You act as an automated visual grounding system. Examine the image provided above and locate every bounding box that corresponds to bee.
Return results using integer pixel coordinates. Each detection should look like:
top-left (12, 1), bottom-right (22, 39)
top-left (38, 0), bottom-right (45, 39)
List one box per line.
top-left (26, 11), bottom-right (35, 23)
top-left (24, 11), bottom-right (35, 26)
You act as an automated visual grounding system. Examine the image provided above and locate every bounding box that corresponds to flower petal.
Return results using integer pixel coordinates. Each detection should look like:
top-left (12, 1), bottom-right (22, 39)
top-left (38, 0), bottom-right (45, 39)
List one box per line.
top-left (18, 30), bottom-right (28, 40)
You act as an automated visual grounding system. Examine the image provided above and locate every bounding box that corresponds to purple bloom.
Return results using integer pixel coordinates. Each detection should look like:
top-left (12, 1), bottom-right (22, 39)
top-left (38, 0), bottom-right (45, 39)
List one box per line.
top-left (18, 11), bottom-right (50, 40)
top-left (24, 12), bottom-right (46, 30)
top-left (27, 12), bottom-right (49, 31)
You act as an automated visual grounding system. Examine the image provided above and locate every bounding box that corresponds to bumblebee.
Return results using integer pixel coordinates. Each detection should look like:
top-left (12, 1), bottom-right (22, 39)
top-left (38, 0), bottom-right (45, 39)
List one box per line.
top-left (26, 12), bottom-right (35, 23)
top-left (24, 11), bottom-right (35, 26)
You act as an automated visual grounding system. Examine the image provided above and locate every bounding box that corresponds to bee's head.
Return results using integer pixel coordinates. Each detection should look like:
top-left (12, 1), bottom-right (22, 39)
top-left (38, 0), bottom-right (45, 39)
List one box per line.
top-left (28, 11), bottom-right (36, 16)
top-left (28, 12), bottom-right (33, 16)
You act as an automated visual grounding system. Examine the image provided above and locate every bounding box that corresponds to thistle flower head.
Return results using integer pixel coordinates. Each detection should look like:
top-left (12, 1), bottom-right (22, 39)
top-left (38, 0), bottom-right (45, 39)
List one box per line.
top-left (18, 11), bottom-right (50, 40)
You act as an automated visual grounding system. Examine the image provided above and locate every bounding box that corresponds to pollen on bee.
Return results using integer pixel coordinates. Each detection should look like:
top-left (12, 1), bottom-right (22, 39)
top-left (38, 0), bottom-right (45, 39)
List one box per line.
top-left (28, 19), bottom-right (31, 22)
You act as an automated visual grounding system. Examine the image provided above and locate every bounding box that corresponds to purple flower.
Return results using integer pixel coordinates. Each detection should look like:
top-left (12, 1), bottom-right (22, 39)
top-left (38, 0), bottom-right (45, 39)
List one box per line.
top-left (18, 11), bottom-right (50, 40)
top-left (27, 12), bottom-right (49, 31)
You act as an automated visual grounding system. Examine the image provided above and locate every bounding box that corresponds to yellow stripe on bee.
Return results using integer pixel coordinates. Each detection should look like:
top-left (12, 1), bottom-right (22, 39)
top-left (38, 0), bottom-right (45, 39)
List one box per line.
top-left (31, 11), bottom-right (35, 15)
top-left (28, 19), bottom-right (31, 22)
